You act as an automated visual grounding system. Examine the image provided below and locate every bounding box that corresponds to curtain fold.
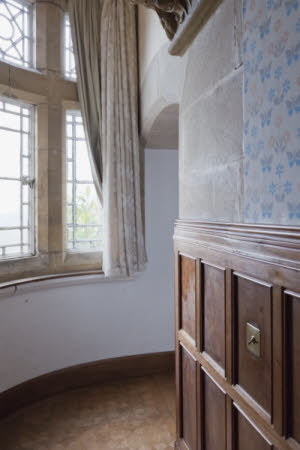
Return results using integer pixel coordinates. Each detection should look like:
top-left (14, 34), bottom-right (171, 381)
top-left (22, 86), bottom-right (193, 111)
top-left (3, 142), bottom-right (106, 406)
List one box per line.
top-left (69, 0), bottom-right (147, 277)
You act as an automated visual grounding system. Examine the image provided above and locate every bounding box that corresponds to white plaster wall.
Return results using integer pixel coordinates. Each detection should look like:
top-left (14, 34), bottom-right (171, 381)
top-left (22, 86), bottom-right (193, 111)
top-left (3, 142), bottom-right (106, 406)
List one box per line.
top-left (0, 149), bottom-right (178, 392)
top-left (138, 6), bottom-right (168, 84)
top-left (138, 6), bottom-right (186, 148)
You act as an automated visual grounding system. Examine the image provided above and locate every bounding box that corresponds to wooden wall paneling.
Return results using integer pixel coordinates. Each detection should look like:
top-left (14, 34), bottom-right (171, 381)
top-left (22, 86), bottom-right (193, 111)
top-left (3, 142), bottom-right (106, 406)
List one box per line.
top-left (174, 221), bottom-right (300, 293)
top-left (196, 258), bottom-right (202, 353)
top-left (176, 343), bottom-right (184, 448)
top-left (202, 367), bottom-right (227, 450)
top-left (178, 328), bottom-right (226, 391)
top-left (174, 220), bottom-right (300, 450)
top-left (175, 250), bottom-right (182, 442)
top-left (226, 396), bottom-right (234, 450)
top-left (178, 300), bottom-right (297, 450)
top-left (197, 362), bottom-right (203, 450)
top-left (202, 262), bottom-right (226, 371)
top-left (234, 404), bottom-right (273, 449)
top-left (233, 273), bottom-right (273, 417)
top-left (284, 291), bottom-right (300, 445)
top-left (175, 250), bottom-right (181, 339)
top-left (226, 269), bottom-right (234, 385)
top-left (180, 255), bottom-right (196, 343)
top-left (180, 344), bottom-right (198, 450)
top-left (273, 286), bottom-right (284, 435)
top-left (175, 339), bottom-right (182, 445)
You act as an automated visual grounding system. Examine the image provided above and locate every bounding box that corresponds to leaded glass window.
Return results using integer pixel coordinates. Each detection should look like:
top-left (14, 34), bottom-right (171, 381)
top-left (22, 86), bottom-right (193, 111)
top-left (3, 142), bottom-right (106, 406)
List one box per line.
top-left (0, 96), bottom-right (35, 258)
top-left (66, 111), bottom-right (103, 251)
top-left (0, 0), bottom-right (33, 68)
top-left (64, 15), bottom-right (77, 80)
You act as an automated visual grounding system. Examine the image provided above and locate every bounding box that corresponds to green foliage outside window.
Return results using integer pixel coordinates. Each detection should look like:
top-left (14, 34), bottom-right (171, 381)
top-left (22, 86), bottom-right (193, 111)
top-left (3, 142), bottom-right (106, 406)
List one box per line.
top-left (67, 185), bottom-right (102, 246)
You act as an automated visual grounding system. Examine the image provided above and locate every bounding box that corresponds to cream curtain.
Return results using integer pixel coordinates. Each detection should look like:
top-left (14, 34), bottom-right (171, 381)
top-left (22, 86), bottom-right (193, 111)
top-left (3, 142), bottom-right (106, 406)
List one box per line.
top-left (68, 0), bottom-right (147, 277)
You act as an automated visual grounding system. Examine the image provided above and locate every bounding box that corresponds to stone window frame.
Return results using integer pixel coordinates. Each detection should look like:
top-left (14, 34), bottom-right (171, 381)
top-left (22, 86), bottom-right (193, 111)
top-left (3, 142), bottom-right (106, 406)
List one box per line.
top-left (0, 0), bottom-right (102, 283)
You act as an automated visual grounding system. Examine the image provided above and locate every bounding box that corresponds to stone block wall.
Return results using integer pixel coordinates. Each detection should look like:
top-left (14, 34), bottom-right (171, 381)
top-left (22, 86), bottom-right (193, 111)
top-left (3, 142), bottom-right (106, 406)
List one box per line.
top-left (179, 0), bottom-right (244, 221)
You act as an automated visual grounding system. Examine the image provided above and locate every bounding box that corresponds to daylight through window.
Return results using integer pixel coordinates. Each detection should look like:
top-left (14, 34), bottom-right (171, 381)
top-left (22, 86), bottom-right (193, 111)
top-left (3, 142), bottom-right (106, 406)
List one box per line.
top-left (64, 15), bottom-right (77, 80)
top-left (66, 111), bottom-right (103, 251)
top-left (0, 0), bottom-right (103, 277)
top-left (0, 0), bottom-right (33, 68)
top-left (0, 97), bottom-right (35, 258)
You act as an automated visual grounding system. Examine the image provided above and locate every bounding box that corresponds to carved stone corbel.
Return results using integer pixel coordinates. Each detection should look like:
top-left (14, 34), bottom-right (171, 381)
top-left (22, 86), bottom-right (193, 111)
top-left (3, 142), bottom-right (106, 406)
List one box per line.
top-left (133, 0), bottom-right (224, 56)
top-left (130, 0), bottom-right (192, 40)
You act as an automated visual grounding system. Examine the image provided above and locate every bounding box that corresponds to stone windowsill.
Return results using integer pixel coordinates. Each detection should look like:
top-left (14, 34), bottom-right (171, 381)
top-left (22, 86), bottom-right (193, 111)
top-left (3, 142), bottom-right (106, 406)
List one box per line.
top-left (0, 270), bottom-right (139, 298)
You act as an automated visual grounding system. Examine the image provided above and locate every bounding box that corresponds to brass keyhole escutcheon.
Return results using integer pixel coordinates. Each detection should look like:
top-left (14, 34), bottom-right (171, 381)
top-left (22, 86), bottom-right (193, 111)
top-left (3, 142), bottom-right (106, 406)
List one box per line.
top-left (246, 323), bottom-right (261, 358)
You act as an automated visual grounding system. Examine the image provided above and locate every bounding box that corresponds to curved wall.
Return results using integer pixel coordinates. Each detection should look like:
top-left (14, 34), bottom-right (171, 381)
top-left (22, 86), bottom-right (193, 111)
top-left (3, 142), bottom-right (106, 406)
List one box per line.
top-left (0, 0), bottom-right (246, 393)
top-left (0, 149), bottom-right (178, 392)
top-left (138, 6), bottom-right (169, 85)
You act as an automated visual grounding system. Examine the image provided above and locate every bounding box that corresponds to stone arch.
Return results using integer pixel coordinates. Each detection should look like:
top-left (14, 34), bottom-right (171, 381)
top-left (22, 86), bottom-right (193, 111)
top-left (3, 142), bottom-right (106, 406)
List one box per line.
top-left (139, 42), bottom-right (186, 149)
top-left (143, 102), bottom-right (179, 149)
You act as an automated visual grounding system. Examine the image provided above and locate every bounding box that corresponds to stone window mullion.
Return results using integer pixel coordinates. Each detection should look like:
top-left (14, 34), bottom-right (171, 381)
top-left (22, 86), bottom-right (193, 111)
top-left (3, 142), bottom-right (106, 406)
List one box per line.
top-left (35, 0), bottom-right (65, 271)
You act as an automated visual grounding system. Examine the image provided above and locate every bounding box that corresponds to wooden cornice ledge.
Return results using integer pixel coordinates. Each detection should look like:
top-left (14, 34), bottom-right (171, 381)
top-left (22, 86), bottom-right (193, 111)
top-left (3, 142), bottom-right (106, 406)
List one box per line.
top-left (174, 220), bottom-right (300, 271)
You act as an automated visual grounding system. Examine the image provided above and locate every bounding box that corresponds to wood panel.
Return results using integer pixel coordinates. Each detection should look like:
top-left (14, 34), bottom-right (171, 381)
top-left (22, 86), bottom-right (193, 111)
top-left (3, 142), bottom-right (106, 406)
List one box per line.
top-left (174, 221), bottom-right (300, 292)
top-left (202, 262), bottom-right (225, 370)
top-left (234, 406), bottom-right (273, 450)
top-left (174, 220), bottom-right (300, 450)
top-left (180, 255), bottom-right (196, 342)
top-left (203, 369), bottom-right (226, 450)
top-left (273, 286), bottom-right (284, 436)
top-left (285, 292), bottom-right (300, 444)
top-left (181, 345), bottom-right (198, 450)
top-left (234, 273), bottom-right (272, 416)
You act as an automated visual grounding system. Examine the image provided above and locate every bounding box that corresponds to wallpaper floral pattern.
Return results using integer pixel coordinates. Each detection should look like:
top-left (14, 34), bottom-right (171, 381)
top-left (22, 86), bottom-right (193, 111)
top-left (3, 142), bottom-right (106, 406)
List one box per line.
top-left (243, 0), bottom-right (300, 224)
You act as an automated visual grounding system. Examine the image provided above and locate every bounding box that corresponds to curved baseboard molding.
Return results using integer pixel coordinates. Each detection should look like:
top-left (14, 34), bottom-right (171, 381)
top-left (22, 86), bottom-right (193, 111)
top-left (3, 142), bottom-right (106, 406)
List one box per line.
top-left (0, 351), bottom-right (175, 419)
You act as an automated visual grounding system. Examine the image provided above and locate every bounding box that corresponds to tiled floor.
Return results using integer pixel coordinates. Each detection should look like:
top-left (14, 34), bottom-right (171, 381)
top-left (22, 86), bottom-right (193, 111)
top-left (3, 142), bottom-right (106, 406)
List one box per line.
top-left (0, 374), bottom-right (176, 450)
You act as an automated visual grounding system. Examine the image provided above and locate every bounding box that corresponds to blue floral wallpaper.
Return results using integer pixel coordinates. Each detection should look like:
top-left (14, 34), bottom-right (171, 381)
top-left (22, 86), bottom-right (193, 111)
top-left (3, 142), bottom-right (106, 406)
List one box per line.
top-left (243, 0), bottom-right (300, 224)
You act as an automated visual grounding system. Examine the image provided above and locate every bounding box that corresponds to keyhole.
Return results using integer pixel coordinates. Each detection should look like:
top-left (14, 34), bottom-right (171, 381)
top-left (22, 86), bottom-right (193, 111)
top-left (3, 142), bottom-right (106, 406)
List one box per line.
top-left (248, 335), bottom-right (258, 346)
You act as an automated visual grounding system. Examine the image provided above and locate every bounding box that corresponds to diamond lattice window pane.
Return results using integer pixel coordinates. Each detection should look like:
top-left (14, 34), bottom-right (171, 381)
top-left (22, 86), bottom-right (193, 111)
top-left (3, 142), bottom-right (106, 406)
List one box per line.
top-left (0, 0), bottom-right (33, 68)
